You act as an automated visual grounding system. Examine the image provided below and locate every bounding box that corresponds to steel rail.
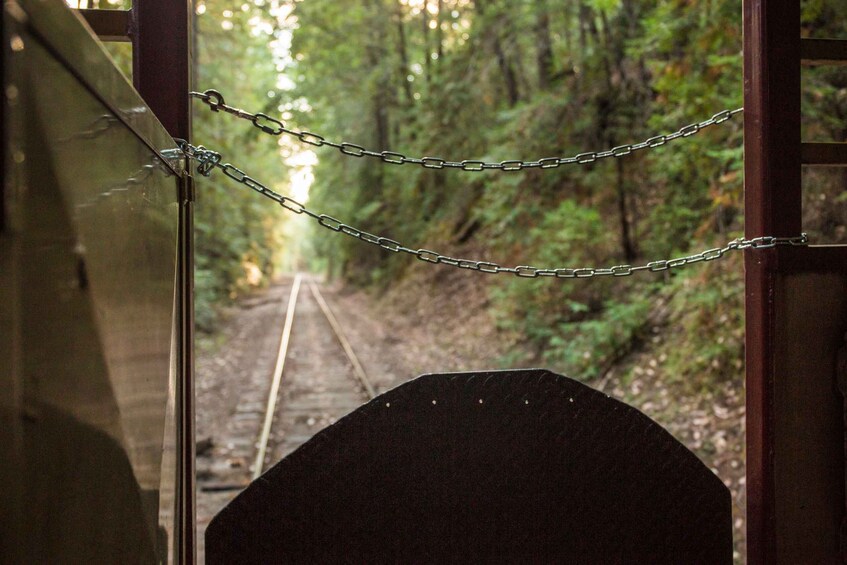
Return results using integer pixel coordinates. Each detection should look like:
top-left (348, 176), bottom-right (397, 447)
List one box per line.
top-left (308, 281), bottom-right (376, 400)
top-left (252, 274), bottom-right (302, 480)
top-left (252, 275), bottom-right (376, 479)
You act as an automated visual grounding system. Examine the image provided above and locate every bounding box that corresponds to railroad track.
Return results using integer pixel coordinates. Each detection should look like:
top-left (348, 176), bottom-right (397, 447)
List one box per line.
top-left (251, 274), bottom-right (377, 479)
top-left (195, 275), bottom-right (378, 561)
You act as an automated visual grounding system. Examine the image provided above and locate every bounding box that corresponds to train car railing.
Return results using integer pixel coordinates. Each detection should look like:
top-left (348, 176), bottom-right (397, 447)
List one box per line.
top-left (1, 0), bottom-right (190, 562)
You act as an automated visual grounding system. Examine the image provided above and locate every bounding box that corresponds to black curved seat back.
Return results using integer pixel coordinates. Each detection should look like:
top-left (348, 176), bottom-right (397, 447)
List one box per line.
top-left (206, 369), bottom-right (732, 564)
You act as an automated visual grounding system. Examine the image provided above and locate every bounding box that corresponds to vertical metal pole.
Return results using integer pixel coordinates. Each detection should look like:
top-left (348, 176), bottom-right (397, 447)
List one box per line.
top-left (176, 173), bottom-right (195, 565)
top-left (130, 1), bottom-right (195, 563)
top-left (743, 0), bottom-right (801, 562)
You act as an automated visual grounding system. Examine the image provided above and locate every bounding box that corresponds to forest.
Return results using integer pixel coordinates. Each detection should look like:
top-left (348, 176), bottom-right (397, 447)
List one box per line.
top-left (187, 0), bottom-right (845, 387)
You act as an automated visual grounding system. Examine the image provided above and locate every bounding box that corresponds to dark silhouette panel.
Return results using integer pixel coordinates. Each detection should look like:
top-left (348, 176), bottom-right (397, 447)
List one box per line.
top-left (207, 369), bottom-right (732, 564)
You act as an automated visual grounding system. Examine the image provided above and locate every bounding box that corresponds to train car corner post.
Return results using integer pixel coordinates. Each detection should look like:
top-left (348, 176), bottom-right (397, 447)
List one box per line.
top-left (131, 1), bottom-right (196, 562)
top-left (744, 1), bottom-right (847, 563)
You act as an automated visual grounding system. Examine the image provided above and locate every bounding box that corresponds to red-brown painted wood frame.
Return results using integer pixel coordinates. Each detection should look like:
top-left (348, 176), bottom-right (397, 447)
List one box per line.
top-left (745, 1), bottom-right (847, 563)
top-left (744, 1), bottom-right (802, 561)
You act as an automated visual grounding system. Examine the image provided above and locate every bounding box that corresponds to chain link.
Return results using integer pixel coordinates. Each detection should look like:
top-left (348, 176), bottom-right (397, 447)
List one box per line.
top-left (179, 141), bottom-right (808, 279)
top-left (189, 89), bottom-right (743, 172)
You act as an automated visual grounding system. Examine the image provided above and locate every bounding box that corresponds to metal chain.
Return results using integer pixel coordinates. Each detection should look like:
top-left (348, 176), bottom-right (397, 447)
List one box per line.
top-left (189, 89), bottom-right (743, 172)
top-left (179, 141), bottom-right (807, 279)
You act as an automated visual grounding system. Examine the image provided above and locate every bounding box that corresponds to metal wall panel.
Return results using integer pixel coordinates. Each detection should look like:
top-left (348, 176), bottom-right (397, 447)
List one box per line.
top-left (1, 0), bottom-right (184, 562)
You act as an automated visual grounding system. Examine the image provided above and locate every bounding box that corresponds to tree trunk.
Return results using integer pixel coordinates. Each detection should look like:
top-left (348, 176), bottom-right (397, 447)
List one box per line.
top-left (476, 0), bottom-right (520, 106)
top-left (393, 0), bottom-right (414, 105)
top-left (535, 0), bottom-right (554, 90)
top-left (616, 158), bottom-right (637, 262)
top-left (436, 0), bottom-right (444, 61)
top-left (562, 2), bottom-right (573, 55)
top-left (362, 0), bottom-right (390, 192)
top-left (422, 0), bottom-right (432, 86)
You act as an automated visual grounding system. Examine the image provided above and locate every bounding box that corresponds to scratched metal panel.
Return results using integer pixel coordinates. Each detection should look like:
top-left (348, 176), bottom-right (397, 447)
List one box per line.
top-left (1, 0), bottom-right (182, 562)
top-left (207, 370), bottom-right (733, 564)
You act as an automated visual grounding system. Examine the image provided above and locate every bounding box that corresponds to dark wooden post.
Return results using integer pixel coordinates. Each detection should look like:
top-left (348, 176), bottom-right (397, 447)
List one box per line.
top-left (744, 1), bottom-right (847, 562)
top-left (743, 1), bottom-right (802, 561)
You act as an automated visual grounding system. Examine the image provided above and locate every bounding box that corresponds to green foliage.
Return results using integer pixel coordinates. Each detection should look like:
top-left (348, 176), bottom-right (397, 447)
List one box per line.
top-left (282, 0), bottom-right (761, 385)
top-left (548, 298), bottom-right (652, 380)
top-left (192, 0), bottom-right (291, 330)
top-left (492, 200), bottom-right (611, 327)
top-left (661, 257), bottom-right (745, 390)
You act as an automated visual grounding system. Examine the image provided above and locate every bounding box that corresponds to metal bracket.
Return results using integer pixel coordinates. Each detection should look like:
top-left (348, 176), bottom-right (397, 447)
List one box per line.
top-left (179, 174), bottom-right (195, 204)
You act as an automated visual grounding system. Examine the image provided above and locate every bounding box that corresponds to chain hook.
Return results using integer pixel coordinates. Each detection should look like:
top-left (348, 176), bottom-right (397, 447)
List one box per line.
top-left (192, 89), bottom-right (226, 112)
